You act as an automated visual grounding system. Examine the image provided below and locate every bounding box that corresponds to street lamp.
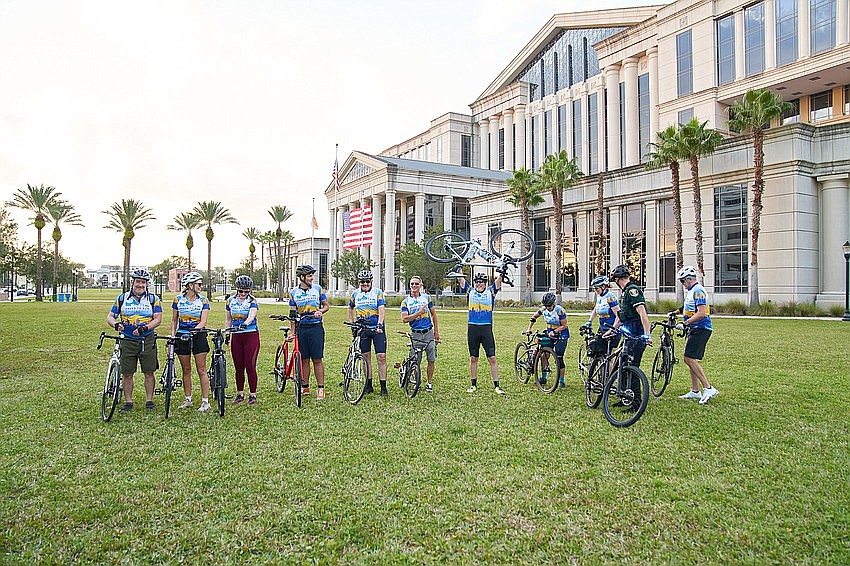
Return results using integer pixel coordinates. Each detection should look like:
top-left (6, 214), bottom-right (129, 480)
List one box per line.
top-left (72, 269), bottom-right (78, 302)
top-left (842, 240), bottom-right (850, 322)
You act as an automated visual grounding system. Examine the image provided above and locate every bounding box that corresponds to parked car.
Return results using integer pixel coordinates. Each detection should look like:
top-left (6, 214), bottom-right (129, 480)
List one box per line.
top-left (16, 289), bottom-right (28, 297)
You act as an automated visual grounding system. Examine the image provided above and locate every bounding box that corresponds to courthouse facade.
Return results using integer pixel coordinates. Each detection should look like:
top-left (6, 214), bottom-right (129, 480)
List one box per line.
top-left (327, 0), bottom-right (850, 306)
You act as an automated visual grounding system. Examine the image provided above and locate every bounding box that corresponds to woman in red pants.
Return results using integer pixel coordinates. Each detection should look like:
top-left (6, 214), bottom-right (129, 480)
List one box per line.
top-left (226, 275), bottom-right (260, 405)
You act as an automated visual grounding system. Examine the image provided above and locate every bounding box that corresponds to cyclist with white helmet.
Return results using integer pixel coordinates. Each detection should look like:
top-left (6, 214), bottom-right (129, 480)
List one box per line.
top-left (227, 274), bottom-right (260, 405)
top-left (526, 292), bottom-right (569, 388)
top-left (170, 271), bottom-right (211, 412)
top-left (455, 271), bottom-right (505, 395)
top-left (105, 268), bottom-right (163, 412)
top-left (289, 264), bottom-right (330, 400)
top-left (581, 275), bottom-right (622, 356)
top-left (672, 266), bottom-right (718, 404)
top-left (348, 269), bottom-right (388, 396)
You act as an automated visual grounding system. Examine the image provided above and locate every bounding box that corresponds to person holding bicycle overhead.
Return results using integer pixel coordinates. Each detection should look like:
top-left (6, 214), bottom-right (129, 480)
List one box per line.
top-left (673, 266), bottom-right (718, 404)
top-left (105, 268), bottom-right (163, 412)
top-left (170, 271), bottom-right (211, 412)
top-left (581, 275), bottom-right (622, 356)
top-left (289, 264), bottom-right (329, 400)
top-left (456, 271), bottom-right (504, 395)
top-left (348, 269), bottom-right (388, 396)
top-left (607, 264), bottom-right (652, 367)
top-left (526, 292), bottom-right (569, 388)
top-left (400, 275), bottom-right (440, 393)
top-left (227, 275), bottom-right (260, 406)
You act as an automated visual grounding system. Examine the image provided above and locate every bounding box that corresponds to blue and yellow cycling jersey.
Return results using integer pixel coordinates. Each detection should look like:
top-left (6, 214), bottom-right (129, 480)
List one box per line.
top-left (289, 284), bottom-right (326, 325)
top-left (459, 280), bottom-right (498, 325)
top-left (400, 294), bottom-right (434, 331)
top-left (683, 281), bottom-right (712, 330)
top-left (594, 290), bottom-right (619, 329)
top-left (110, 292), bottom-right (162, 339)
top-left (227, 294), bottom-right (259, 333)
top-left (172, 293), bottom-right (210, 333)
top-left (349, 287), bottom-right (386, 327)
top-left (537, 304), bottom-right (569, 335)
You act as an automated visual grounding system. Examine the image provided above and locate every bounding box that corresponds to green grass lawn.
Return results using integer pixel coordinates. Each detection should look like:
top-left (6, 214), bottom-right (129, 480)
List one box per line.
top-left (1, 300), bottom-right (848, 563)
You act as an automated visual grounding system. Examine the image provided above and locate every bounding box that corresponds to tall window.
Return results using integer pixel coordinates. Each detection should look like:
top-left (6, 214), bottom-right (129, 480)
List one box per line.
top-left (587, 93), bottom-right (599, 174)
top-left (810, 0), bottom-right (836, 55)
top-left (533, 218), bottom-right (550, 292)
top-left (424, 195), bottom-right (444, 230)
top-left (776, 0), bottom-right (798, 66)
top-left (810, 90), bottom-right (833, 122)
top-left (678, 108), bottom-right (694, 124)
top-left (452, 199), bottom-right (470, 238)
top-left (572, 99), bottom-right (582, 165)
top-left (544, 110), bottom-right (552, 157)
top-left (619, 82), bottom-right (625, 166)
top-left (531, 116), bottom-right (539, 171)
top-left (658, 200), bottom-right (676, 292)
top-left (461, 135), bottom-right (472, 167)
top-left (562, 214), bottom-right (579, 292)
top-left (845, 85), bottom-right (850, 115)
top-left (498, 128), bottom-right (505, 170)
top-left (558, 105), bottom-right (567, 151)
top-left (588, 209), bottom-right (610, 284)
top-left (781, 99), bottom-right (800, 124)
top-left (676, 30), bottom-right (693, 96)
top-left (714, 185), bottom-right (748, 293)
top-left (638, 73), bottom-right (650, 163)
top-left (717, 14), bottom-right (736, 86)
top-left (745, 2), bottom-right (765, 77)
top-left (622, 204), bottom-right (646, 288)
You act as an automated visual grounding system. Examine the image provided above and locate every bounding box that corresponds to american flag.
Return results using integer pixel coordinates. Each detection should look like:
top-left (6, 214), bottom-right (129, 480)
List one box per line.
top-left (343, 207), bottom-right (373, 250)
top-left (332, 156), bottom-right (340, 193)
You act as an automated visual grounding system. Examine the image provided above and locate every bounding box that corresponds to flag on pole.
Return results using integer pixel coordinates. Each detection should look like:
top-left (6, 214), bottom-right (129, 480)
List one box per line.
top-left (311, 214), bottom-right (319, 230)
top-left (332, 144), bottom-right (340, 193)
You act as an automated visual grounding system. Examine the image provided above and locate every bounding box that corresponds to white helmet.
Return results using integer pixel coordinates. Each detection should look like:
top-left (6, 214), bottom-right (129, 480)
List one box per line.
top-left (677, 265), bottom-right (698, 280)
top-left (182, 271), bottom-right (202, 286)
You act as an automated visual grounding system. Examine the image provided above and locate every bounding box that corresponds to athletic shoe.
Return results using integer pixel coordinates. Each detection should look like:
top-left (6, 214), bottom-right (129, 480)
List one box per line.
top-left (118, 402), bottom-right (134, 413)
top-left (145, 401), bottom-right (156, 412)
top-left (466, 385), bottom-right (477, 393)
top-left (494, 386), bottom-right (505, 395)
top-left (380, 386), bottom-right (388, 397)
top-left (425, 383), bottom-right (433, 393)
top-left (302, 387), bottom-right (311, 396)
top-left (558, 379), bottom-right (565, 388)
top-left (316, 388), bottom-right (325, 400)
top-left (678, 390), bottom-right (702, 400)
top-left (197, 401), bottom-right (210, 412)
top-left (178, 398), bottom-right (193, 409)
top-left (233, 394), bottom-right (245, 404)
top-left (364, 382), bottom-right (374, 395)
top-left (699, 387), bottom-right (719, 404)
top-left (446, 265), bottom-right (464, 278)
top-left (539, 374), bottom-right (547, 385)
top-left (248, 395), bottom-right (257, 405)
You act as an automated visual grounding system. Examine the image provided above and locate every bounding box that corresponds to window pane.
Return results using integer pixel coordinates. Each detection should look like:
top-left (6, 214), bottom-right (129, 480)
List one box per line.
top-left (745, 3), bottom-right (765, 77)
top-left (572, 99), bottom-right (582, 164)
top-left (714, 185), bottom-right (748, 292)
top-left (588, 93), bottom-right (598, 174)
top-left (716, 15), bottom-right (735, 85)
top-left (676, 30), bottom-right (693, 96)
top-left (810, 0), bottom-right (836, 54)
top-left (638, 73), bottom-right (650, 162)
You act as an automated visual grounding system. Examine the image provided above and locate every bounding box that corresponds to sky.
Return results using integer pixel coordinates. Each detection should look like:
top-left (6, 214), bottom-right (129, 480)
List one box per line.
top-left (0, 0), bottom-right (652, 271)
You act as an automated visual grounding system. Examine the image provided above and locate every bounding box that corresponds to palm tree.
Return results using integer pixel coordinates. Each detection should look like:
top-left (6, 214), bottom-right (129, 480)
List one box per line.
top-left (728, 88), bottom-right (792, 308)
top-left (242, 227), bottom-right (260, 278)
top-left (280, 229), bottom-right (294, 290)
top-left (167, 212), bottom-right (201, 270)
top-left (506, 167), bottom-right (544, 304)
top-left (259, 230), bottom-right (276, 290)
top-left (647, 125), bottom-right (686, 302)
top-left (192, 201), bottom-right (238, 283)
top-left (268, 205), bottom-right (294, 301)
top-left (677, 118), bottom-right (724, 277)
top-left (6, 184), bottom-right (63, 301)
top-left (47, 201), bottom-right (84, 300)
top-left (102, 199), bottom-right (156, 291)
top-left (537, 150), bottom-right (584, 303)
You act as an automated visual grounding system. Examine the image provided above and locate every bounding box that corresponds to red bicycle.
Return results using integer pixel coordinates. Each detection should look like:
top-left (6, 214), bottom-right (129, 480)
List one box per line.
top-left (269, 314), bottom-right (304, 408)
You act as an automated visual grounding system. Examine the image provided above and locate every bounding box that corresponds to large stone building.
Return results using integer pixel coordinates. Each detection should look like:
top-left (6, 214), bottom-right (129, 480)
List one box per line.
top-left (327, 0), bottom-right (850, 307)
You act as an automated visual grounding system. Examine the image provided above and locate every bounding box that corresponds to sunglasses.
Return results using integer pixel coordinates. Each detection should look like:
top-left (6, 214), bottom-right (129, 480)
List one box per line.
top-left (237, 289), bottom-right (250, 294)
top-left (359, 280), bottom-right (371, 284)
top-left (409, 282), bottom-right (421, 287)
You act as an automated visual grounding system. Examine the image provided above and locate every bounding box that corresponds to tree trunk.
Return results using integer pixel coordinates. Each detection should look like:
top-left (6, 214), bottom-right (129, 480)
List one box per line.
top-left (207, 238), bottom-right (213, 289)
top-left (276, 230), bottom-right (283, 302)
top-left (749, 128), bottom-right (765, 308)
top-left (53, 238), bottom-right (59, 301)
top-left (670, 161), bottom-right (685, 303)
top-left (690, 156), bottom-right (705, 277)
top-left (520, 192), bottom-right (533, 305)
top-left (124, 238), bottom-right (132, 293)
top-left (35, 227), bottom-right (43, 301)
top-left (552, 187), bottom-right (563, 304)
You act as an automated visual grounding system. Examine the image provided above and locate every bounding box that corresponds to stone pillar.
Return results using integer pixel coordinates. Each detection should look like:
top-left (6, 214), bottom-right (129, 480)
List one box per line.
top-left (479, 119), bottom-right (490, 170)
top-left (798, 0), bottom-right (810, 59)
top-left (623, 58), bottom-right (639, 167)
top-left (443, 195), bottom-right (454, 231)
top-left (384, 189), bottom-right (396, 293)
top-left (489, 116), bottom-right (500, 170)
top-left (609, 206), bottom-right (622, 267)
top-left (414, 191), bottom-right (426, 244)
top-left (370, 194), bottom-right (382, 284)
top-left (735, 9), bottom-right (746, 77)
top-left (817, 174), bottom-right (850, 305)
top-left (838, 0), bottom-right (849, 46)
top-left (647, 48), bottom-right (659, 150)
top-left (328, 206), bottom-right (338, 294)
top-left (525, 112), bottom-right (533, 170)
top-left (399, 196), bottom-right (408, 245)
top-left (605, 65), bottom-right (621, 171)
top-left (503, 108), bottom-right (515, 171)
top-left (644, 200), bottom-right (659, 301)
top-left (765, 0), bottom-right (777, 69)
top-left (514, 105), bottom-right (526, 169)
top-left (577, 211), bottom-right (589, 295)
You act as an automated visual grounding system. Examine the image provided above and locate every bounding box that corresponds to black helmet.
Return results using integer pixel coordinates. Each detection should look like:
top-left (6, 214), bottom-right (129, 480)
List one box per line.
top-left (235, 275), bottom-right (253, 290)
top-left (542, 292), bottom-right (556, 306)
top-left (296, 264), bottom-right (316, 277)
top-left (357, 270), bottom-right (373, 282)
top-left (609, 265), bottom-right (630, 280)
top-left (472, 272), bottom-right (488, 283)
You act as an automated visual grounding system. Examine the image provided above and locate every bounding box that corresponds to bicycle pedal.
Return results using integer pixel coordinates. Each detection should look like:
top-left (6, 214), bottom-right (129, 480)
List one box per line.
top-left (175, 380), bottom-right (182, 388)
top-left (154, 388), bottom-right (163, 395)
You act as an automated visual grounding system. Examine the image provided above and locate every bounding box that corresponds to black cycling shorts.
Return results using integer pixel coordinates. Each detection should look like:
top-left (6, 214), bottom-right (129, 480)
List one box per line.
top-left (684, 327), bottom-right (711, 360)
top-left (467, 324), bottom-right (496, 358)
top-left (175, 332), bottom-right (210, 356)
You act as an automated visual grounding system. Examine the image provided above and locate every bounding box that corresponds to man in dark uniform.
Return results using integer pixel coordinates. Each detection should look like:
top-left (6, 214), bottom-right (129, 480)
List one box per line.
top-left (607, 264), bottom-right (652, 367)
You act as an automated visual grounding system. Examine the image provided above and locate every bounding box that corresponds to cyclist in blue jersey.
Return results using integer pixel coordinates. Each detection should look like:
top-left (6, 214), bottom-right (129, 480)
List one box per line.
top-left (170, 271), bottom-right (211, 412)
top-left (105, 268), bottom-right (163, 412)
top-left (581, 275), bottom-right (621, 357)
top-left (672, 266), bottom-right (718, 404)
top-left (400, 275), bottom-right (440, 393)
top-left (289, 265), bottom-right (330, 400)
top-left (227, 275), bottom-right (260, 405)
top-left (456, 271), bottom-right (504, 395)
top-left (348, 269), bottom-right (387, 396)
top-left (526, 292), bottom-right (569, 388)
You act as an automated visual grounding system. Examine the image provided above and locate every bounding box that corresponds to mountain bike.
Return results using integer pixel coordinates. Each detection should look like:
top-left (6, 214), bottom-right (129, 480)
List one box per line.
top-left (514, 330), bottom-right (558, 394)
top-left (394, 330), bottom-right (437, 398)
top-left (597, 324), bottom-right (651, 428)
top-left (424, 228), bottom-right (535, 286)
top-left (649, 312), bottom-right (684, 397)
top-left (97, 331), bottom-right (138, 422)
top-left (269, 314), bottom-right (303, 408)
top-left (578, 325), bottom-right (608, 409)
top-left (341, 319), bottom-right (372, 404)
top-left (153, 334), bottom-right (192, 418)
top-left (207, 328), bottom-right (233, 417)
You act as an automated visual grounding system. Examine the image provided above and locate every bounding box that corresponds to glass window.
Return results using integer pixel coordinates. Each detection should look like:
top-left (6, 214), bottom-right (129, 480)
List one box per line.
top-left (810, 90), bottom-right (833, 122)
top-left (498, 128), bottom-right (505, 170)
top-left (558, 105), bottom-right (567, 151)
top-left (533, 218), bottom-right (550, 292)
top-left (845, 85), bottom-right (849, 115)
top-left (781, 99), bottom-right (800, 124)
top-left (776, 0), bottom-right (798, 66)
top-left (461, 135), bottom-right (471, 167)
top-left (531, 115), bottom-right (539, 171)
top-left (544, 110), bottom-right (552, 157)
top-left (572, 99), bottom-right (582, 165)
top-left (562, 214), bottom-right (579, 292)
top-left (676, 30), bottom-right (693, 96)
top-left (622, 204), bottom-right (646, 288)
top-left (658, 200), bottom-right (676, 292)
top-left (717, 14), bottom-right (736, 86)
top-left (424, 195), bottom-right (444, 230)
top-left (745, 2), bottom-right (765, 77)
top-left (588, 209), bottom-right (610, 284)
top-left (588, 93), bottom-right (599, 174)
top-left (714, 185), bottom-right (748, 293)
top-left (810, 0), bottom-right (836, 55)
top-left (638, 73), bottom-right (650, 163)
top-left (452, 199), bottom-right (470, 238)
top-left (678, 108), bottom-right (694, 125)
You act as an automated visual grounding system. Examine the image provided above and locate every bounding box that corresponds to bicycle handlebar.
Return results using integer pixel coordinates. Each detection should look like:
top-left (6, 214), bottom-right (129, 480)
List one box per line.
top-left (600, 323), bottom-right (652, 344)
top-left (97, 331), bottom-right (144, 351)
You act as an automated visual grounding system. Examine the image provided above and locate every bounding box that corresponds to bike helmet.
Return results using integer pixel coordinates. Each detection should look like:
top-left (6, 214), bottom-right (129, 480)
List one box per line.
top-left (182, 271), bottom-right (202, 286)
top-left (296, 264), bottom-right (316, 277)
top-left (677, 265), bottom-right (698, 280)
top-left (609, 265), bottom-right (630, 280)
top-left (591, 275), bottom-right (609, 288)
top-left (472, 272), bottom-right (488, 283)
top-left (130, 268), bottom-right (151, 281)
top-left (357, 270), bottom-right (373, 282)
top-left (541, 292), bottom-right (556, 307)
top-left (234, 274), bottom-right (253, 290)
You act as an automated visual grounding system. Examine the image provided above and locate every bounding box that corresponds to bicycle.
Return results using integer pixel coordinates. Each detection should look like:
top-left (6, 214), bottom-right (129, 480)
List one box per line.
top-left (424, 228), bottom-right (535, 286)
top-left (593, 324), bottom-right (651, 427)
top-left (514, 330), bottom-right (559, 394)
top-left (578, 325), bottom-right (608, 409)
top-left (97, 331), bottom-right (139, 422)
top-left (649, 312), bottom-right (684, 397)
top-left (269, 314), bottom-right (304, 408)
top-left (207, 328), bottom-right (233, 417)
top-left (394, 330), bottom-right (437, 398)
top-left (340, 319), bottom-right (372, 404)
top-left (153, 333), bottom-right (193, 418)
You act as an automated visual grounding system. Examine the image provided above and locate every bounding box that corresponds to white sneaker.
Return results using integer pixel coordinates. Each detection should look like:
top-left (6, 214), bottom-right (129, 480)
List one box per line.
top-left (494, 386), bottom-right (505, 395)
top-left (679, 390), bottom-right (702, 400)
top-left (178, 398), bottom-right (193, 409)
top-left (197, 400), bottom-right (211, 412)
top-left (425, 383), bottom-right (433, 393)
top-left (466, 385), bottom-right (477, 393)
top-left (699, 387), bottom-right (719, 404)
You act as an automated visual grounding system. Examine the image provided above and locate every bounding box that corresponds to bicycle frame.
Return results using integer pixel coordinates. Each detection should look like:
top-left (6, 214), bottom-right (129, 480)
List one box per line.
top-left (270, 314), bottom-right (305, 406)
top-left (153, 334), bottom-right (189, 418)
top-left (207, 328), bottom-right (233, 416)
top-left (395, 330), bottom-right (433, 398)
top-left (97, 331), bottom-right (141, 421)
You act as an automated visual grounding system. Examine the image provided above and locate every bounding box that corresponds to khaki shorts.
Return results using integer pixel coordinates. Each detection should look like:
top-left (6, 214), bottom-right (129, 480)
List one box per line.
top-left (119, 334), bottom-right (159, 375)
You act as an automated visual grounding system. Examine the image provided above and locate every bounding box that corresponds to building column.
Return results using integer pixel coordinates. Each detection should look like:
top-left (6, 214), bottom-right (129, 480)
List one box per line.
top-left (644, 200), bottom-right (659, 302)
top-left (489, 116), bottom-right (500, 170)
top-left (838, 0), bottom-right (849, 46)
top-left (798, 0), bottom-right (810, 59)
top-left (384, 189), bottom-right (396, 293)
top-left (765, 0), bottom-right (777, 69)
top-left (328, 206), bottom-right (338, 295)
top-left (514, 105), bottom-right (526, 169)
top-left (817, 174), bottom-right (850, 305)
top-left (525, 111), bottom-right (533, 169)
top-left (647, 48), bottom-right (659, 150)
top-left (503, 108), bottom-right (515, 171)
top-left (623, 58), bottom-right (639, 167)
top-left (370, 194), bottom-right (382, 284)
top-left (609, 206), bottom-right (622, 267)
top-left (360, 196), bottom-right (369, 261)
top-left (414, 191), bottom-right (426, 244)
top-left (605, 65), bottom-right (621, 171)
top-left (443, 195), bottom-right (454, 231)
top-left (577, 211), bottom-right (589, 296)
top-left (479, 119), bottom-right (490, 170)
top-left (735, 9), bottom-right (746, 77)
top-left (399, 196), bottom-right (408, 245)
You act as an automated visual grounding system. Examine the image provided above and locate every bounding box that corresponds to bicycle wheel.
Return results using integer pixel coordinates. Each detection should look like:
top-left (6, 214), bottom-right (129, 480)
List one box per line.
top-left (163, 360), bottom-right (174, 419)
top-left (343, 352), bottom-right (369, 405)
top-left (403, 361), bottom-right (421, 398)
top-left (585, 357), bottom-right (604, 409)
top-left (602, 365), bottom-right (650, 427)
top-left (274, 343), bottom-right (288, 393)
top-left (490, 228), bottom-right (535, 262)
top-left (650, 345), bottom-right (672, 397)
top-left (424, 231), bottom-right (469, 263)
top-left (578, 343), bottom-right (591, 383)
top-left (215, 356), bottom-right (226, 417)
top-left (513, 342), bottom-right (533, 384)
top-left (533, 347), bottom-right (558, 394)
top-left (101, 358), bottom-right (121, 422)
top-left (293, 351), bottom-right (303, 408)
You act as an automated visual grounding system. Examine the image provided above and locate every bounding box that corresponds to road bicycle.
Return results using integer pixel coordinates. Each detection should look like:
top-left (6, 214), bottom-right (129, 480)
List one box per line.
top-left (649, 312), bottom-right (684, 397)
top-left (153, 334), bottom-right (193, 418)
top-left (341, 319), bottom-right (372, 404)
top-left (97, 331), bottom-right (139, 422)
top-left (424, 228), bottom-right (535, 286)
top-left (514, 329), bottom-right (559, 394)
top-left (269, 314), bottom-right (304, 408)
top-left (394, 330), bottom-right (437, 398)
top-left (591, 324), bottom-right (651, 428)
top-left (207, 328), bottom-right (233, 417)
